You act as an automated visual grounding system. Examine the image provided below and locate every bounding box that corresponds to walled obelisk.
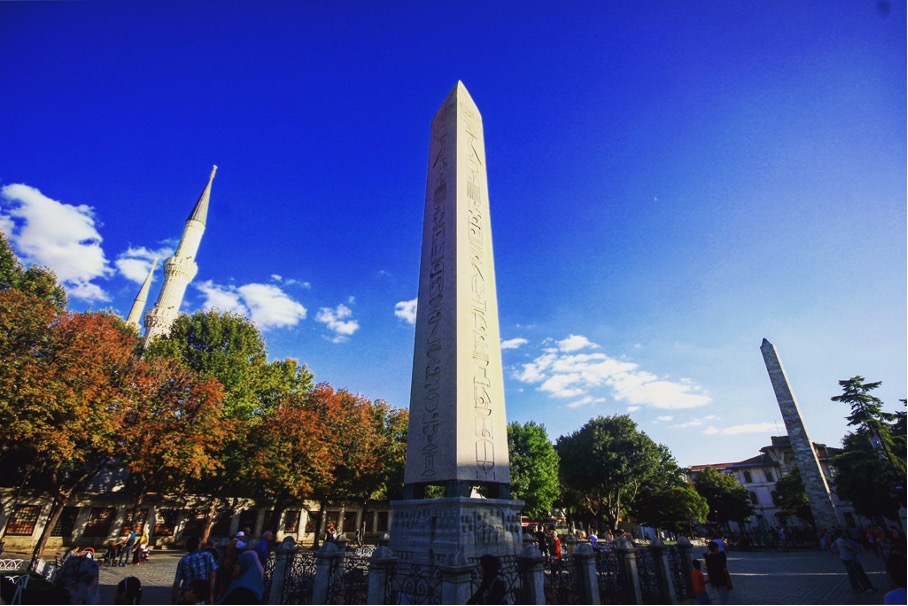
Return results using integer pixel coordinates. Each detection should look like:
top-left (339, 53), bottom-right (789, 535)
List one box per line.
top-left (760, 339), bottom-right (840, 529)
top-left (390, 82), bottom-right (522, 563)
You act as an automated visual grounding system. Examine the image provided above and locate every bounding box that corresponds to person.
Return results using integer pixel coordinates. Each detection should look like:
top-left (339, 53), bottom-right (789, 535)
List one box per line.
top-left (120, 529), bottom-right (137, 566)
top-left (355, 524), bottom-right (364, 547)
top-left (172, 535), bottom-right (218, 605)
top-left (691, 559), bottom-right (709, 605)
top-left (703, 540), bottom-right (731, 604)
top-left (535, 526), bottom-right (549, 557)
top-left (588, 529), bottom-right (599, 549)
top-left (325, 522), bottom-right (338, 543)
top-left (180, 579), bottom-right (211, 605)
top-left (115, 576), bottom-right (142, 604)
top-left (133, 527), bottom-right (150, 565)
top-left (219, 531), bottom-right (245, 595)
top-left (254, 530), bottom-right (273, 564)
top-left (220, 549), bottom-right (265, 604)
top-left (832, 530), bottom-right (877, 593)
top-left (551, 532), bottom-right (562, 561)
top-left (466, 554), bottom-right (507, 605)
top-left (51, 554), bottom-right (101, 604)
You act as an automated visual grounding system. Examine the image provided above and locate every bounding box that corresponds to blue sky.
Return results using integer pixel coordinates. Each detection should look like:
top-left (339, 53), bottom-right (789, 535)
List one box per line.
top-left (1, 1), bottom-right (904, 467)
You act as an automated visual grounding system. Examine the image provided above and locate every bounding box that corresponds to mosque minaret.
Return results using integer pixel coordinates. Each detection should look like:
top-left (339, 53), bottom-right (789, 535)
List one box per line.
top-left (142, 165), bottom-right (216, 347)
top-left (126, 257), bottom-right (158, 329)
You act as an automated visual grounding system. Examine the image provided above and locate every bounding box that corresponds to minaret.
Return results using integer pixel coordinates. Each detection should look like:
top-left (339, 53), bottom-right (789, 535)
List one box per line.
top-left (126, 258), bottom-right (158, 329)
top-left (760, 338), bottom-right (840, 529)
top-left (143, 166), bottom-right (216, 347)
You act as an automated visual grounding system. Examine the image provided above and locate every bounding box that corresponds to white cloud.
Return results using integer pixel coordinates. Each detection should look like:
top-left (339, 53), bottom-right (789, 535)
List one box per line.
top-left (558, 334), bottom-right (599, 352)
top-left (672, 419), bottom-right (704, 429)
top-left (626, 406), bottom-right (641, 412)
top-left (703, 422), bottom-right (777, 436)
top-left (0, 183), bottom-right (112, 301)
top-left (317, 303), bottom-right (360, 343)
top-left (516, 335), bottom-right (711, 410)
top-left (394, 298), bottom-right (417, 324)
top-left (655, 415), bottom-right (674, 422)
top-left (196, 280), bottom-right (307, 330)
top-left (501, 338), bottom-right (529, 350)
top-left (115, 245), bottom-right (172, 283)
top-left (566, 395), bottom-right (606, 409)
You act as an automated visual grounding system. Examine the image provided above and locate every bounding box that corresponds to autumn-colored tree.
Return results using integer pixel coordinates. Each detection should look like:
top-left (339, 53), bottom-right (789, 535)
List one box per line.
top-left (119, 356), bottom-right (230, 524)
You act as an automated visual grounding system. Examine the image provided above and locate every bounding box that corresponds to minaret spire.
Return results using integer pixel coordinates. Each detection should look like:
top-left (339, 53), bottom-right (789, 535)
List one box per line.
top-left (143, 166), bottom-right (217, 347)
top-left (126, 258), bottom-right (158, 329)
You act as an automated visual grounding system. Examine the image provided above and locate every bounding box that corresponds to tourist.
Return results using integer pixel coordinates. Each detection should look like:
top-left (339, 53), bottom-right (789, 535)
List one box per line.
top-left (220, 549), bottom-right (265, 604)
top-left (551, 532), bottom-right (562, 561)
top-left (254, 530), bottom-right (273, 563)
top-left (690, 559), bottom-right (709, 605)
top-left (588, 529), bottom-right (599, 549)
top-left (325, 522), bottom-right (338, 543)
top-left (133, 527), bottom-right (150, 565)
top-left (884, 551), bottom-right (906, 605)
top-left (119, 528), bottom-right (137, 566)
top-left (51, 554), bottom-right (101, 604)
top-left (219, 531), bottom-right (246, 595)
top-left (535, 525), bottom-right (548, 557)
top-left (115, 576), bottom-right (142, 604)
top-left (703, 540), bottom-right (732, 604)
top-left (466, 554), bottom-right (507, 605)
top-left (172, 535), bottom-right (218, 605)
top-left (832, 530), bottom-right (877, 594)
top-left (180, 579), bottom-right (211, 605)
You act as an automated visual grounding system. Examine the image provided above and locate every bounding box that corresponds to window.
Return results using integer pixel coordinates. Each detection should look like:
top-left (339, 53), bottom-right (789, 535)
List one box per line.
top-left (749, 491), bottom-right (758, 505)
top-left (120, 508), bottom-right (148, 536)
top-left (181, 511), bottom-right (208, 538)
top-left (154, 509), bottom-right (178, 536)
top-left (238, 509), bottom-right (259, 533)
top-left (764, 471), bottom-right (774, 482)
top-left (6, 505), bottom-right (41, 536)
top-left (211, 512), bottom-right (232, 538)
top-left (283, 511), bottom-right (300, 534)
top-left (343, 511), bottom-right (357, 533)
top-left (376, 511), bottom-right (389, 532)
top-left (84, 507), bottom-right (116, 538)
top-left (305, 512), bottom-right (321, 533)
top-left (51, 507), bottom-right (80, 537)
top-left (364, 512), bottom-right (374, 533)
top-left (742, 470), bottom-right (752, 483)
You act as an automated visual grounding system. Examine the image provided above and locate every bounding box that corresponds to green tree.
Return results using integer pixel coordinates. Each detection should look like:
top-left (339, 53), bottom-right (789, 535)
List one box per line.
top-left (633, 485), bottom-right (709, 534)
top-left (692, 467), bottom-right (754, 530)
top-left (556, 415), bottom-right (675, 531)
top-left (0, 232), bottom-right (67, 310)
top-left (831, 377), bottom-right (906, 521)
top-left (507, 421), bottom-right (560, 519)
top-left (771, 466), bottom-right (814, 526)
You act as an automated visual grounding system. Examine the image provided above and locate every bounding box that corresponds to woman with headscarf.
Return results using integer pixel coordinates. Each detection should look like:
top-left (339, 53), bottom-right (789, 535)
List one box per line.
top-left (219, 549), bottom-right (265, 604)
top-left (467, 554), bottom-right (507, 605)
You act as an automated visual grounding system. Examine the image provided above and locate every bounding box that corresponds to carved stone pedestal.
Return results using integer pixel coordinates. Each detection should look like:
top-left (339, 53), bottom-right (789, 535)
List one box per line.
top-left (389, 497), bottom-right (524, 564)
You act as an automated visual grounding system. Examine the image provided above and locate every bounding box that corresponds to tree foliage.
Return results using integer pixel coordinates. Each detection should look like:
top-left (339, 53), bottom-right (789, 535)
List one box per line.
top-left (771, 466), bottom-right (814, 526)
top-left (556, 415), bottom-right (677, 531)
top-left (831, 377), bottom-right (906, 521)
top-left (692, 467), bottom-right (754, 528)
top-left (507, 421), bottom-right (560, 519)
top-left (633, 485), bottom-right (709, 533)
top-left (0, 232), bottom-right (67, 310)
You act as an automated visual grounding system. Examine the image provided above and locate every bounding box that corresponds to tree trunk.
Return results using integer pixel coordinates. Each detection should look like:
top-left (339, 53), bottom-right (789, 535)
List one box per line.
top-left (31, 485), bottom-right (74, 563)
top-left (200, 497), bottom-right (218, 545)
top-left (266, 496), bottom-right (289, 535)
top-left (313, 498), bottom-right (327, 549)
top-left (360, 497), bottom-right (370, 545)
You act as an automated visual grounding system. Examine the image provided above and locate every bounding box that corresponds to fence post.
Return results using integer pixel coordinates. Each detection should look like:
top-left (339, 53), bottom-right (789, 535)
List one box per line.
top-left (649, 537), bottom-right (676, 604)
top-left (268, 536), bottom-right (297, 605)
top-left (311, 541), bottom-right (341, 605)
top-left (366, 546), bottom-right (397, 606)
top-left (439, 552), bottom-right (475, 605)
top-left (616, 537), bottom-right (642, 605)
top-left (676, 536), bottom-right (694, 599)
top-left (573, 543), bottom-right (601, 605)
top-left (516, 544), bottom-right (546, 605)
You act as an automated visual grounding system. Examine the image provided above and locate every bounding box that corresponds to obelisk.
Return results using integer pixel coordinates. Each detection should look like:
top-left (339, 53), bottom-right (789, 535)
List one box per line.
top-left (760, 339), bottom-right (840, 529)
top-left (390, 82), bottom-right (522, 564)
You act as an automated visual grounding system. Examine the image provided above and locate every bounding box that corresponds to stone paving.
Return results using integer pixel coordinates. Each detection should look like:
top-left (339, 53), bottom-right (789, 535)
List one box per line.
top-left (13, 545), bottom-right (896, 604)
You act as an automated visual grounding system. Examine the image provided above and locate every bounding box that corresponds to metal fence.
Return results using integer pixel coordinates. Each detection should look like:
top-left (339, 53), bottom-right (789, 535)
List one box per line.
top-left (382, 560), bottom-right (442, 605)
top-left (468, 555), bottom-right (523, 605)
top-left (595, 548), bottom-right (631, 604)
top-left (326, 553), bottom-right (370, 605)
top-left (283, 550), bottom-right (317, 604)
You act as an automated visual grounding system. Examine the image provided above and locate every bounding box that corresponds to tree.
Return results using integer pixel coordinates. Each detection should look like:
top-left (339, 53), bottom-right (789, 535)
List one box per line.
top-left (831, 377), bottom-right (906, 521)
top-left (692, 467), bottom-right (754, 530)
top-left (507, 421), bottom-right (560, 520)
top-left (633, 485), bottom-right (709, 534)
top-left (556, 415), bottom-right (676, 531)
top-left (771, 466), bottom-right (814, 526)
top-left (0, 232), bottom-right (67, 310)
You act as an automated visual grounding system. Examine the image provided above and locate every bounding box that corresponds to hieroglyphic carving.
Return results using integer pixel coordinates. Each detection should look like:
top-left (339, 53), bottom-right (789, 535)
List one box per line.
top-left (461, 102), bottom-right (496, 480)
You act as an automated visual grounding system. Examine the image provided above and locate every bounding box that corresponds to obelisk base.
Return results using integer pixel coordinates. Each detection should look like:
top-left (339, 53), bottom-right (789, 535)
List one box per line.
top-left (389, 497), bottom-right (525, 564)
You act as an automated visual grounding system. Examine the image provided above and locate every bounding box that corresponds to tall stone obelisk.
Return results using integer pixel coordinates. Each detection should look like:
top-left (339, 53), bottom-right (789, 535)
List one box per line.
top-left (760, 339), bottom-right (840, 529)
top-left (390, 82), bottom-right (522, 563)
